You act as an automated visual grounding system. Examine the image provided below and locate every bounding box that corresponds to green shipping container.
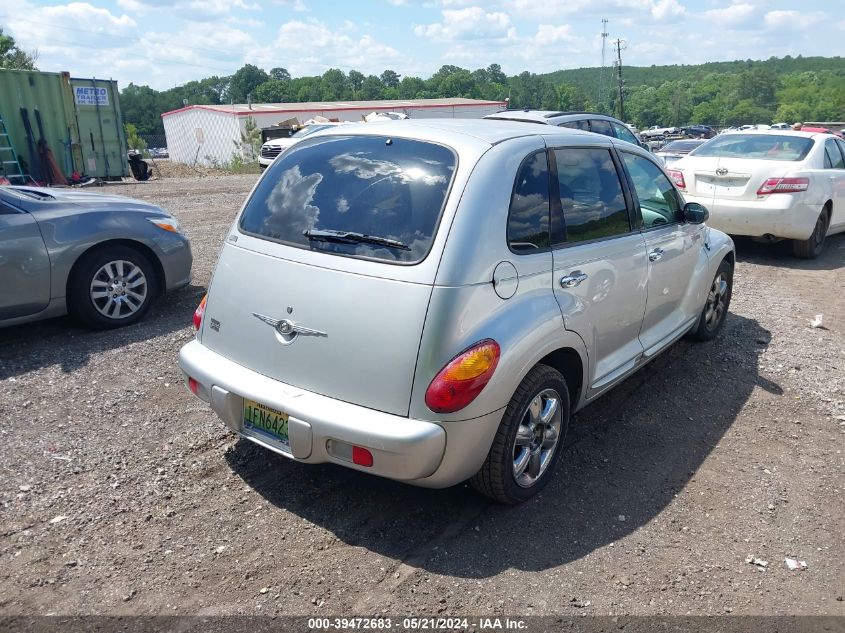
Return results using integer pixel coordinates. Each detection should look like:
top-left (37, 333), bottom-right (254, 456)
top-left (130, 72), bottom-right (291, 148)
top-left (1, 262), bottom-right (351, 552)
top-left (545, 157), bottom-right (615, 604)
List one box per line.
top-left (0, 68), bottom-right (128, 181)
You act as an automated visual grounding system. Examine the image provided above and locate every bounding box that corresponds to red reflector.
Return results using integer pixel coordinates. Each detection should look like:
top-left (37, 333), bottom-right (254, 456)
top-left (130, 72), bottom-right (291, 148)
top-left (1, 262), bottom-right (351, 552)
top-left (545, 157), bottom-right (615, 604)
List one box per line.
top-left (188, 377), bottom-right (199, 395)
top-left (193, 294), bottom-right (207, 331)
top-left (667, 169), bottom-right (686, 190)
top-left (352, 446), bottom-right (373, 467)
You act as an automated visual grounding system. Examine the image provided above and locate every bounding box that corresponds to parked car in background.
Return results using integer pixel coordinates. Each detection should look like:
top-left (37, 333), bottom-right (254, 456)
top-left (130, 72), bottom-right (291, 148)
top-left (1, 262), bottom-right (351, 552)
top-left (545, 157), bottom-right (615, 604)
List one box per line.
top-left (180, 119), bottom-right (734, 504)
top-left (681, 125), bottom-right (715, 138)
top-left (639, 125), bottom-right (680, 139)
top-left (259, 122), bottom-right (351, 168)
top-left (0, 186), bottom-right (192, 328)
top-left (482, 110), bottom-right (647, 148)
top-left (655, 139), bottom-right (707, 166)
top-left (668, 130), bottom-right (845, 258)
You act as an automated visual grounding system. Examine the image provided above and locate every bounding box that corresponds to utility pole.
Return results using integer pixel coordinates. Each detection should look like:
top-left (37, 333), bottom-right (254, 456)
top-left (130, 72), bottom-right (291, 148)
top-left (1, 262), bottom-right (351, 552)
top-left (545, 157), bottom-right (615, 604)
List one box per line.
top-left (597, 19), bottom-right (609, 109)
top-left (614, 38), bottom-right (626, 122)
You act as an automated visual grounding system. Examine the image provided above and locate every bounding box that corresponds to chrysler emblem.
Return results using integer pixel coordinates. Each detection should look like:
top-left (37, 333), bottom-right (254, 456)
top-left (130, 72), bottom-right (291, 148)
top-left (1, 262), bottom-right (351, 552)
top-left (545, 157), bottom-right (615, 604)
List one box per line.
top-left (252, 313), bottom-right (327, 339)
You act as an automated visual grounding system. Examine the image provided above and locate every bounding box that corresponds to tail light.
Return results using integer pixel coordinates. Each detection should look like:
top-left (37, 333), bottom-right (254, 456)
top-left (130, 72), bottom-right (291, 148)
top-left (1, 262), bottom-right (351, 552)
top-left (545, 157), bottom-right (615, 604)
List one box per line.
top-left (667, 169), bottom-right (686, 190)
top-left (193, 294), bottom-right (207, 331)
top-left (756, 177), bottom-right (809, 195)
top-left (425, 340), bottom-right (500, 413)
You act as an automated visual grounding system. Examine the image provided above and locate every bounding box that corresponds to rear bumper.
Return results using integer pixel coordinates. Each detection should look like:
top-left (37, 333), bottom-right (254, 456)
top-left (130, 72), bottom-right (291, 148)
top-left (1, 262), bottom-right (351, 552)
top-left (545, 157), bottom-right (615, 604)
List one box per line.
top-left (684, 193), bottom-right (820, 240)
top-left (179, 340), bottom-right (500, 487)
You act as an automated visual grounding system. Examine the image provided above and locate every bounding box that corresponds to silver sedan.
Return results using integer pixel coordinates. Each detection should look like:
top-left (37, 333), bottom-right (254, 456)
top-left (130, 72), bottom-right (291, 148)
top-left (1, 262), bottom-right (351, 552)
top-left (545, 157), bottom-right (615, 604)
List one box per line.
top-left (0, 186), bottom-right (192, 329)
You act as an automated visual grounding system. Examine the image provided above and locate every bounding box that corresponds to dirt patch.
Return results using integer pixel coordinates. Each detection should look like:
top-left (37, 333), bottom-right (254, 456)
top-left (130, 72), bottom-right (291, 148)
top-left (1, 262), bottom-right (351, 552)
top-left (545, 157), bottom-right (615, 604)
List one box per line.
top-left (1, 174), bottom-right (843, 617)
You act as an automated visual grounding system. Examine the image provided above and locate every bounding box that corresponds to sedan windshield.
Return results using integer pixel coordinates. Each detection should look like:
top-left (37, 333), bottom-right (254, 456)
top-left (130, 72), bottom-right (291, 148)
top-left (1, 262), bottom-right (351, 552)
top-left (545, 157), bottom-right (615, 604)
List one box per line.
top-left (239, 135), bottom-right (456, 264)
top-left (692, 134), bottom-right (814, 161)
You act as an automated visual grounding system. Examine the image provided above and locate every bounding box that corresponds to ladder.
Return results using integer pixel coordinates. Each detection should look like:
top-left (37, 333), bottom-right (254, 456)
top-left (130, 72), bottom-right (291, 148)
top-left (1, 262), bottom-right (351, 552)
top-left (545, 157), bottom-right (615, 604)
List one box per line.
top-left (0, 115), bottom-right (31, 185)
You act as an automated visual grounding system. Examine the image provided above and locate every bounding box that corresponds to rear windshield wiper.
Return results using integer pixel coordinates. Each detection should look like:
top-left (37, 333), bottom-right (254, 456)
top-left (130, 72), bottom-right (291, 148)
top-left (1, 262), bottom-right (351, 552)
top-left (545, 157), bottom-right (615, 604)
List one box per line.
top-left (303, 228), bottom-right (410, 251)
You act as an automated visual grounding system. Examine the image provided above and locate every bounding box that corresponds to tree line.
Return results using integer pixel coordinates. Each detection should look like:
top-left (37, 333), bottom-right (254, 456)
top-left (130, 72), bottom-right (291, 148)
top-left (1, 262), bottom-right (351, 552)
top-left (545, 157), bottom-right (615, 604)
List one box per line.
top-left (121, 56), bottom-right (844, 137)
top-left (2, 26), bottom-right (842, 135)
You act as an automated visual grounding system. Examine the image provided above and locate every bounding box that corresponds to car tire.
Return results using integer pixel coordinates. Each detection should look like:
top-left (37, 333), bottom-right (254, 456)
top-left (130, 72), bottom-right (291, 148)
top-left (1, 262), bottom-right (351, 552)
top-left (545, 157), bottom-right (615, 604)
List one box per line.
top-left (688, 258), bottom-right (733, 342)
top-left (68, 245), bottom-right (159, 329)
top-left (470, 365), bottom-right (570, 504)
top-left (792, 207), bottom-right (829, 259)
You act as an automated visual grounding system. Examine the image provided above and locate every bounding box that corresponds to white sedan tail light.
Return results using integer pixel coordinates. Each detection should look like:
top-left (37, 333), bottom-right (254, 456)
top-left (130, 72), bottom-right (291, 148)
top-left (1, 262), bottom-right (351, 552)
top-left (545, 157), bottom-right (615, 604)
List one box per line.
top-left (756, 177), bottom-right (809, 195)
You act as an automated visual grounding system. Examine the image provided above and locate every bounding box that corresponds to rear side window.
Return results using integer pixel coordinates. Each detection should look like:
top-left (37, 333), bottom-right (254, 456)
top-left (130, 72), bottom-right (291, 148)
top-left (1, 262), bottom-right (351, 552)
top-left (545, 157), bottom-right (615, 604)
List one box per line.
top-left (824, 139), bottom-right (845, 169)
top-left (239, 135), bottom-right (456, 264)
top-left (553, 148), bottom-right (630, 243)
top-left (507, 151), bottom-right (551, 252)
top-left (611, 122), bottom-right (640, 145)
top-left (589, 119), bottom-right (613, 137)
top-left (694, 134), bottom-right (814, 161)
top-left (559, 120), bottom-right (589, 131)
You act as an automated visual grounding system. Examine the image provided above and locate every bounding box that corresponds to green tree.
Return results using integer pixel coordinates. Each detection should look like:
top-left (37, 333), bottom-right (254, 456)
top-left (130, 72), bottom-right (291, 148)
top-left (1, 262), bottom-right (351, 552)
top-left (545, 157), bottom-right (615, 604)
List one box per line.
top-left (348, 70), bottom-right (365, 98)
top-left (124, 123), bottom-right (147, 153)
top-left (254, 79), bottom-right (291, 103)
top-left (237, 116), bottom-right (262, 162)
top-left (321, 68), bottom-right (349, 100)
top-left (270, 67), bottom-right (291, 82)
top-left (0, 28), bottom-right (37, 70)
top-left (380, 69), bottom-right (400, 89)
top-left (227, 64), bottom-right (270, 103)
top-left (360, 75), bottom-right (384, 100)
top-left (398, 76), bottom-right (425, 99)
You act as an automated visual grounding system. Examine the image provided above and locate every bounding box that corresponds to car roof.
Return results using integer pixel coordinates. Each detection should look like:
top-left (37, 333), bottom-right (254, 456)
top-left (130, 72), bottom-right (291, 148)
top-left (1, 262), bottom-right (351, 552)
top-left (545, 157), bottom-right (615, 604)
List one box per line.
top-left (308, 118), bottom-right (604, 148)
top-left (483, 110), bottom-right (616, 124)
top-left (720, 129), bottom-right (829, 139)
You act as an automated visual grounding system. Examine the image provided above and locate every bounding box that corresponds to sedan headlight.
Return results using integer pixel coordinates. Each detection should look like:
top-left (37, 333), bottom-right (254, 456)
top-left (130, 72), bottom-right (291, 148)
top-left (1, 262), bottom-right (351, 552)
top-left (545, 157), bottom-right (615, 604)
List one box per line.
top-left (147, 216), bottom-right (184, 234)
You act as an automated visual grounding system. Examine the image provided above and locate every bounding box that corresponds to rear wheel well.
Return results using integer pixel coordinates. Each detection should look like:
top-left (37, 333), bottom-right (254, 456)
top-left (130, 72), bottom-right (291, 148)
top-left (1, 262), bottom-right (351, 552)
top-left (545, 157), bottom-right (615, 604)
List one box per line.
top-left (723, 250), bottom-right (735, 270)
top-left (537, 348), bottom-right (584, 410)
top-left (66, 240), bottom-right (165, 302)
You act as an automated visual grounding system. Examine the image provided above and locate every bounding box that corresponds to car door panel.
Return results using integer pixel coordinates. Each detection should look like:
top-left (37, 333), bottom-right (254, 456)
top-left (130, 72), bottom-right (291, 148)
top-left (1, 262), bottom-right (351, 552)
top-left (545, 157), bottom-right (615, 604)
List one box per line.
top-left (825, 139), bottom-right (845, 229)
top-left (553, 234), bottom-right (648, 389)
top-left (617, 150), bottom-right (705, 354)
top-left (548, 146), bottom-right (649, 394)
top-left (0, 206), bottom-right (51, 320)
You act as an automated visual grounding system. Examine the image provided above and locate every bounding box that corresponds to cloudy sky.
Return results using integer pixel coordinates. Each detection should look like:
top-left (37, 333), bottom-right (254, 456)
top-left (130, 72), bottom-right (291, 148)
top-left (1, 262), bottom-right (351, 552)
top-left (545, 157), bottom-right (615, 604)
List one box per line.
top-left (0, 0), bottom-right (839, 90)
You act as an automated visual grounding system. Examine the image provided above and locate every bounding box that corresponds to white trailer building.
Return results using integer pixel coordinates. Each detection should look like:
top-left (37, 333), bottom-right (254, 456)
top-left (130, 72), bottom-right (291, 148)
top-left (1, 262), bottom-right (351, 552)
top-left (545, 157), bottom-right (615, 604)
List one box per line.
top-left (161, 97), bottom-right (507, 166)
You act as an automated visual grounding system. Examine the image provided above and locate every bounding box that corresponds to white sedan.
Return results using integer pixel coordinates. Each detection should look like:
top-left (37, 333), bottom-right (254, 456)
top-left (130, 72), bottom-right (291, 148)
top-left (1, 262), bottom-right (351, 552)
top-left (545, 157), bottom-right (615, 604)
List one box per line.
top-left (668, 130), bottom-right (845, 258)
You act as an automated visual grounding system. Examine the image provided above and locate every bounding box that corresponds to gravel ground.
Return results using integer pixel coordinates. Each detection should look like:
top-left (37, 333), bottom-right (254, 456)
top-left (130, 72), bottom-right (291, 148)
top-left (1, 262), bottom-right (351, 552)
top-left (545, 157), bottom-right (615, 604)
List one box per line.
top-left (1, 174), bottom-right (843, 618)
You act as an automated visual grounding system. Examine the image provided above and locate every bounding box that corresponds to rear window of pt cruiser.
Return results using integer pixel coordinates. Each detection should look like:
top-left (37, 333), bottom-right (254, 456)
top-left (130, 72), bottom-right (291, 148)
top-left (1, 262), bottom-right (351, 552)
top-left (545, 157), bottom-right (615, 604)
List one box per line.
top-left (239, 135), bottom-right (457, 264)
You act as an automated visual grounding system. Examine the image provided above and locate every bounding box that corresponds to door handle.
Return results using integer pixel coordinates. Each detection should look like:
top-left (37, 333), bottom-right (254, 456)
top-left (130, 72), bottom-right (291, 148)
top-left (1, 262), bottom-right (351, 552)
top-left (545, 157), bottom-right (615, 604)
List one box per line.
top-left (560, 271), bottom-right (588, 288)
top-left (648, 248), bottom-right (664, 262)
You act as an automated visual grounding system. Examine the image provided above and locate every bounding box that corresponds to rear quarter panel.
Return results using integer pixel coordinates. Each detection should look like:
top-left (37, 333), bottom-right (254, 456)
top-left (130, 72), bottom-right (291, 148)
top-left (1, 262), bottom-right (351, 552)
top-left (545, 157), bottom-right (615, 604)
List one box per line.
top-left (411, 136), bottom-right (589, 422)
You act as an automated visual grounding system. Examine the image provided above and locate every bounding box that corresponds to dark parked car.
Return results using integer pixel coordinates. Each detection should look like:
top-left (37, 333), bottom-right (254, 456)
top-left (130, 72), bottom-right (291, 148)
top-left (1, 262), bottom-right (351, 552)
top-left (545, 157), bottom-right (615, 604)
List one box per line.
top-left (654, 139), bottom-right (707, 166)
top-left (483, 110), bottom-right (647, 148)
top-left (681, 125), bottom-right (715, 138)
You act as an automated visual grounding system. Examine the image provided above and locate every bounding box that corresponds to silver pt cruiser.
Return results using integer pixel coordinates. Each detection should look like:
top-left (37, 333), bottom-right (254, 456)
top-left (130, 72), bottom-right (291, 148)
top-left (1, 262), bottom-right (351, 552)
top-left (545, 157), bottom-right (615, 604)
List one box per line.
top-left (179, 120), bottom-right (734, 503)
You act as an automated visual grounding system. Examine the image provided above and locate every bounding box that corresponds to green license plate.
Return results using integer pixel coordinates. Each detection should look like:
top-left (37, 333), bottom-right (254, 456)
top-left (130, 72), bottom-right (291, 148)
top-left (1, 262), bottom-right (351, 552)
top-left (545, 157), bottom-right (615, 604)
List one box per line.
top-left (243, 399), bottom-right (289, 447)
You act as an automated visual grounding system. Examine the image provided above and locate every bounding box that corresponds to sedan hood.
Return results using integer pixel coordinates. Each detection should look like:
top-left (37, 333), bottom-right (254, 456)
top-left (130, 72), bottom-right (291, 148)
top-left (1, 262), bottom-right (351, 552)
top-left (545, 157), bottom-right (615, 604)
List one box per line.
top-left (7, 187), bottom-right (168, 216)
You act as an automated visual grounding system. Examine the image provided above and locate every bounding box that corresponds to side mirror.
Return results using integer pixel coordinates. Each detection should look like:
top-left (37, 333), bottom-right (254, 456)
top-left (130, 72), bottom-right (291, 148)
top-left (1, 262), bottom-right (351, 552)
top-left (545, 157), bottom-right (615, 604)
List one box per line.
top-left (683, 202), bottom-right (709, 224)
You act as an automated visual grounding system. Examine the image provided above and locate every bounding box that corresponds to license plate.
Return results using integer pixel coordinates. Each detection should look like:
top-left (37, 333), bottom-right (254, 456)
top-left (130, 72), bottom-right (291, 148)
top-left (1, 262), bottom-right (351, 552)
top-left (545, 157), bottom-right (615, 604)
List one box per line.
top-left (243, 399), bottom-right (289, 446)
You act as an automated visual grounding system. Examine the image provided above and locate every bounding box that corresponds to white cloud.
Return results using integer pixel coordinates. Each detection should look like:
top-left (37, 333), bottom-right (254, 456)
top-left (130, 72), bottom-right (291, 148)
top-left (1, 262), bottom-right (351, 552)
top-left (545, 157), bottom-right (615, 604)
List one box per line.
top-left (534, 24), bottom-right (577, 45)
top-left (263, 19), bottom-right (406, 76)
top-left (764, 10), bottom-right (824, 30)
top-left (704, 3), bottom-right (757, 25)
top-left (414, 8), bottom-right (514, 41)
top-left (651, 0), bottom-right (685, 21)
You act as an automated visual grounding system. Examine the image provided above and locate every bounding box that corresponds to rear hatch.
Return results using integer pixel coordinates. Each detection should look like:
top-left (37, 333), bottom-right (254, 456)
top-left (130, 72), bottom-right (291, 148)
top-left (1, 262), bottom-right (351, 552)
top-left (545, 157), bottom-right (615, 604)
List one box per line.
top-left (200, 132), bottom-right (458, 416)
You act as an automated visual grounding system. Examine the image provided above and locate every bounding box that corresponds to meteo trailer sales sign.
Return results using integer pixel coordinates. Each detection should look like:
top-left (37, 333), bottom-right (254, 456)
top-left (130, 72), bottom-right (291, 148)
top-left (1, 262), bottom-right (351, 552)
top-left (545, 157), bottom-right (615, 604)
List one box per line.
top-left (74, 86), bottom-right (109, 106)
